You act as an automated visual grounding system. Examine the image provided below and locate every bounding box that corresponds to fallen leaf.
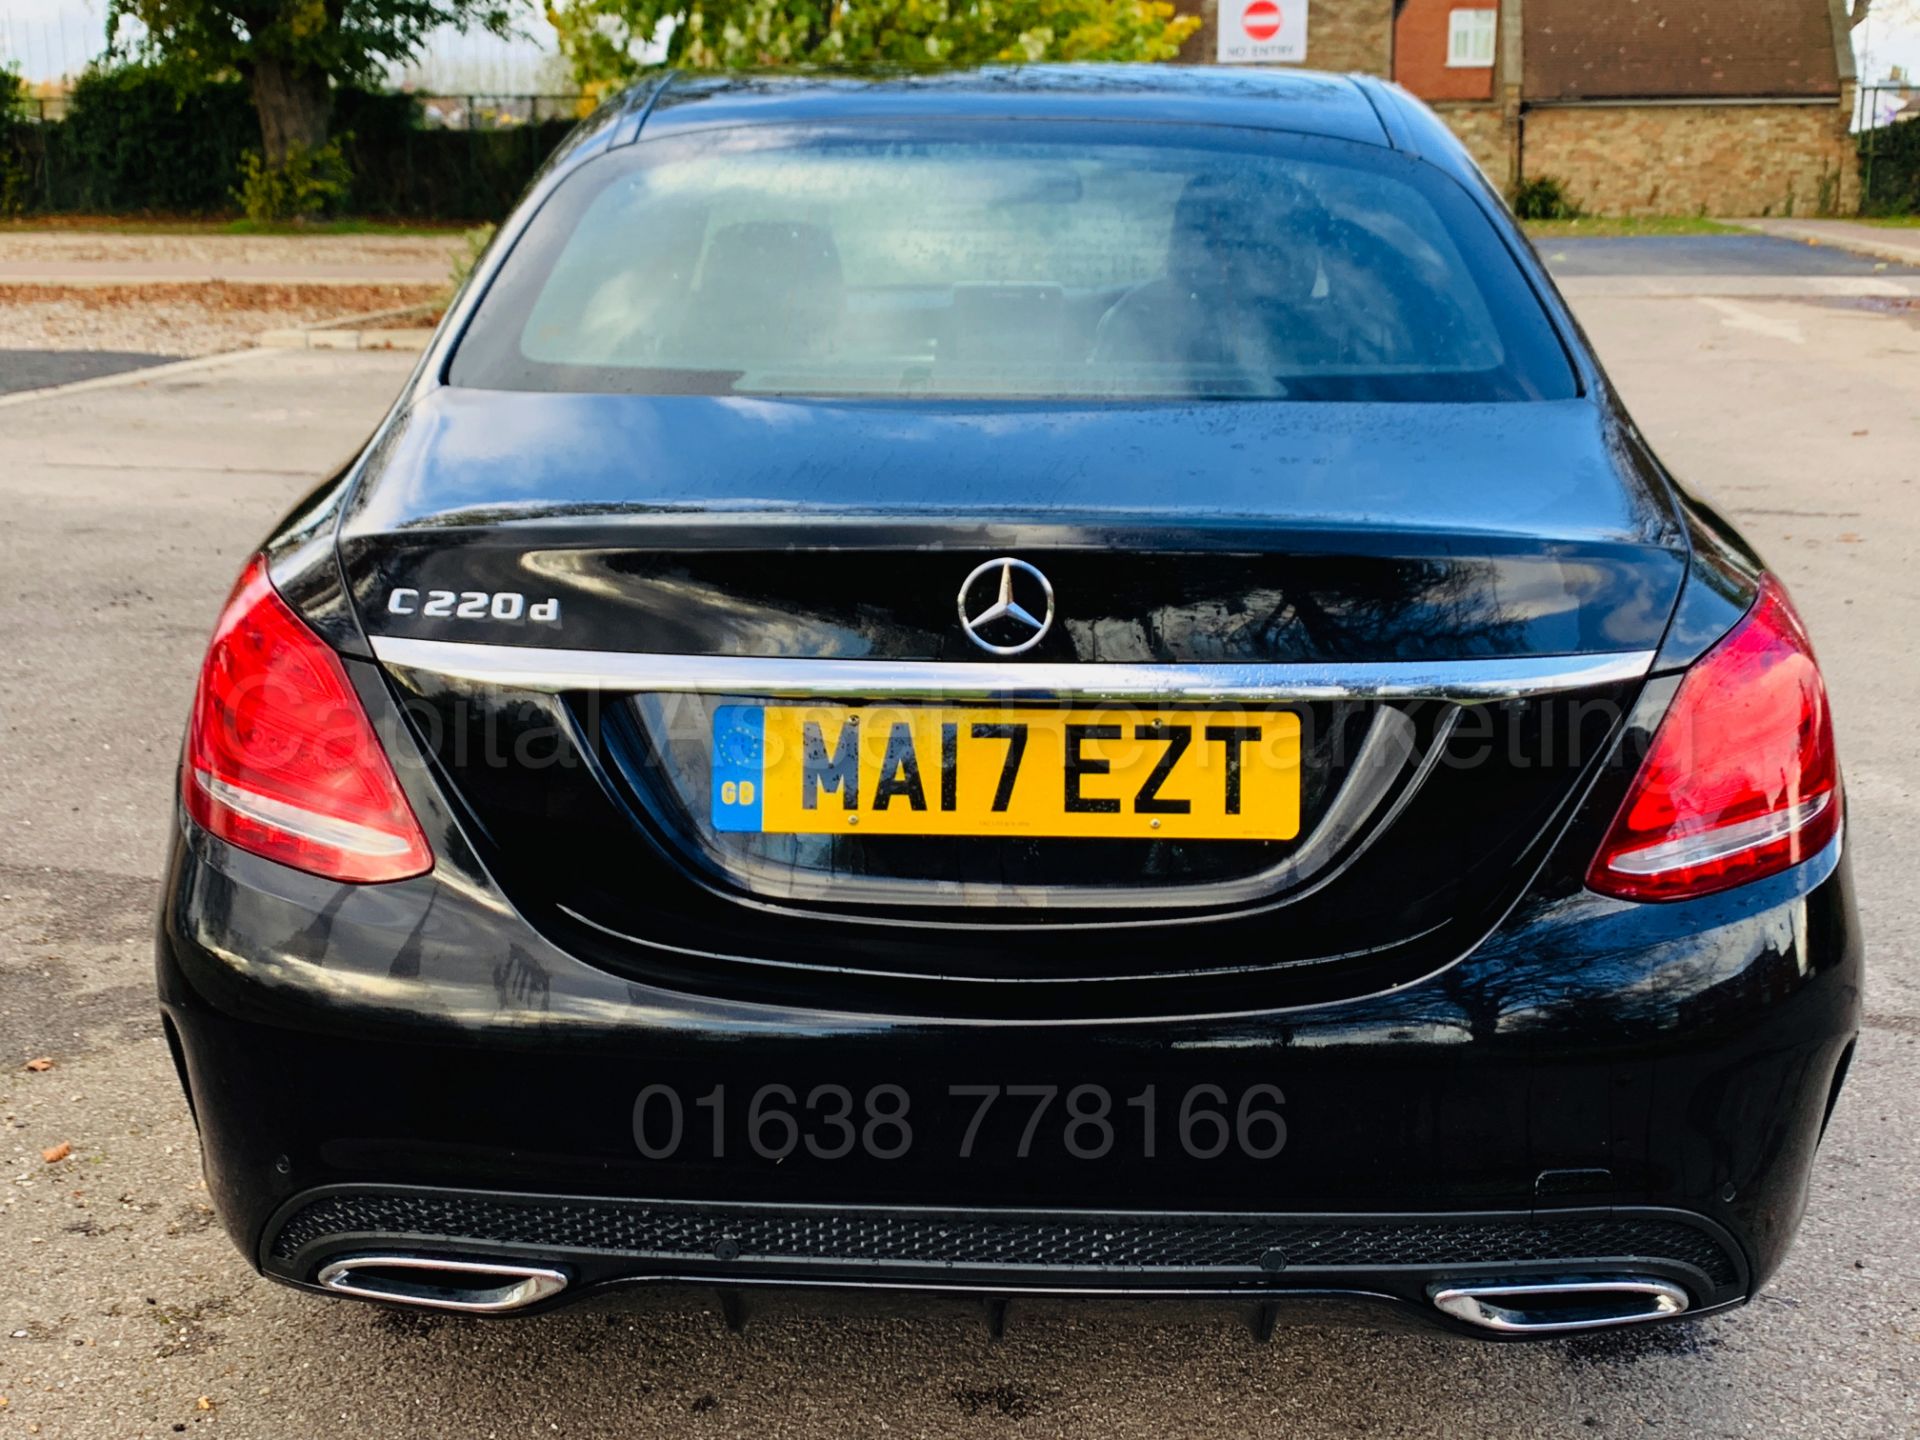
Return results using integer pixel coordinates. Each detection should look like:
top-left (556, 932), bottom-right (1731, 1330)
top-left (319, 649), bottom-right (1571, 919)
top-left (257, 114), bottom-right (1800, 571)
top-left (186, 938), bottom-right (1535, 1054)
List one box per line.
top-left (1838, 533), bottom-right (1863, 544)
top-left (42, 1142), bottom-right (71, 1164)
top-left (24, 1058), bottom-right (54, 1073)
top-left (196, 1396), bottom-right (214, 1411)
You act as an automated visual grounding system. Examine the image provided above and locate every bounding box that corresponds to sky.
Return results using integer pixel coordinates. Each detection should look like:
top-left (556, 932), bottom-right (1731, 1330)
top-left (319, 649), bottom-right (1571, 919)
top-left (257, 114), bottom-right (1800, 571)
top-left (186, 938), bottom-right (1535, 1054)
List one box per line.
top-left (1858, 1), bottom-right (1920, 82)
top-left (4, 0), bottom-right (1919, 92)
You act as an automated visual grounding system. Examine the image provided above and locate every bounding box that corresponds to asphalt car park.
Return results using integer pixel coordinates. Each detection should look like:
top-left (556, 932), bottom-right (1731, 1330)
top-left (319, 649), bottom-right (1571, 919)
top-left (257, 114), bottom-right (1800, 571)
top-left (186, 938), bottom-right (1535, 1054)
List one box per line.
top-left (0, 350), bottom-right (177, 397)
top-left (1, 229), bottom-right (1916, 1437)
top-left (1537, 231), bottom-right (1917, 279)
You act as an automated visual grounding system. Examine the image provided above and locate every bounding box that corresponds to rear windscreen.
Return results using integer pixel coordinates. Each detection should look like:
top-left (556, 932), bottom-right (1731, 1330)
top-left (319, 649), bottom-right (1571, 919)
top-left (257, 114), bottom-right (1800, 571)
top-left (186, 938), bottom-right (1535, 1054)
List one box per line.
top-left (450, 122), bottom-right (1576, 403)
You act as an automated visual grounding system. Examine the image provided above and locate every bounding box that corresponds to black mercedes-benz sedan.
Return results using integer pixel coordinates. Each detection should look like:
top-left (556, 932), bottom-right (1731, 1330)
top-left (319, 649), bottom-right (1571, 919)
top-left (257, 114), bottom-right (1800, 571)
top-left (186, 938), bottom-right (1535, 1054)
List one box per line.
top-left (156, 66), bottom-right (1860, 1339)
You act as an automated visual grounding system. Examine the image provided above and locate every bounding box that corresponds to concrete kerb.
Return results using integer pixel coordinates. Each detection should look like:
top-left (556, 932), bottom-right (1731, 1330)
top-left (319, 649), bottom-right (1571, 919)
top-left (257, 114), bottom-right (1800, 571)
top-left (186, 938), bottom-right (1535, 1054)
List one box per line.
top-left (1727, 219), bottom-right (1920, 270)
top-left (260, 299), bottom-right (441, 352)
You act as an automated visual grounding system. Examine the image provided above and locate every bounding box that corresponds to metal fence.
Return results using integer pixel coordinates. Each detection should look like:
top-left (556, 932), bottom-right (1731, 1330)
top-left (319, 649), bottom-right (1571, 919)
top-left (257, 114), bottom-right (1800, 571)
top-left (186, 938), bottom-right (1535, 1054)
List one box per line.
top-left (1, 15), bottom-right (574, 95)
top-left (10, 91), bottom-right (588, 130)
top-left (2, 89), bottom-right (591, 219)
top-left (0, 14), bottom-right (102, 88)
top-left (14, 94), bottom-right (72, 123)
top-left (1857, 82), bottom-right (1917, 132)
top-left (410, 93), bottom-right (589, 129)
top-left (1857, 84), bottom-right (1920, 213)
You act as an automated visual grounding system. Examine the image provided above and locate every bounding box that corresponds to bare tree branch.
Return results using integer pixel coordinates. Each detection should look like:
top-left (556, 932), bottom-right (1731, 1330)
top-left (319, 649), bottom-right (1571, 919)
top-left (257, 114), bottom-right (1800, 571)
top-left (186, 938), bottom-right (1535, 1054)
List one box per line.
top-left (1851, 0), bottom-right (1873, 29)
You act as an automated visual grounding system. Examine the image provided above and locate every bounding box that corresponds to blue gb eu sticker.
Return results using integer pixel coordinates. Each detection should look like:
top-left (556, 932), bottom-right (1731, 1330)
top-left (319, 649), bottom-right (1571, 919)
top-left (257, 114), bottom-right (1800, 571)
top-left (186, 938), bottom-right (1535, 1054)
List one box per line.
top-left (710, 705), bottom-right (765, 833)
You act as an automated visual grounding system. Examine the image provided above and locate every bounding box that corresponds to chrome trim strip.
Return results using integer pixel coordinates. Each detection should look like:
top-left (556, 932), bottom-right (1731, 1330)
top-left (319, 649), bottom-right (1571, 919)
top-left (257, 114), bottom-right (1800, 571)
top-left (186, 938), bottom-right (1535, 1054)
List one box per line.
top-left (1430, 1276), bottom-right (1690, 1334)
top-left (370, 637), bottom-right (1655, 702)
top-left (316, 1255), bottom-right (568, 1313)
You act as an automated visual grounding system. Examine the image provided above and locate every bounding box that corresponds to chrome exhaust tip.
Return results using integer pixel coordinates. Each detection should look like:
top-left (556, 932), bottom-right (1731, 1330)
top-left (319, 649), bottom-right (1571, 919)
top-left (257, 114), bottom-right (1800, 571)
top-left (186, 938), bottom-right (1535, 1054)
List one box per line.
top-left (315, 1254), bottom-right (568, 1314)
top-left (1430, 1275), bottom-right (1690, 1334)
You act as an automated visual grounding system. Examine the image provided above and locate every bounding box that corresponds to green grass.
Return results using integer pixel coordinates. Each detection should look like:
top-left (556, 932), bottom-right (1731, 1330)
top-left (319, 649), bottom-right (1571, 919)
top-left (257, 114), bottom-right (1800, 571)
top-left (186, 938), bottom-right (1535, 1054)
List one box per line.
top-left (220, 217), bottom-right (468, 237)
top-left (1860, 215), bottom-right (1920, 228)
top-left (1521, 215), bottom-right (1742, 239)
top-left (0, 214), bottom-right (467, 237)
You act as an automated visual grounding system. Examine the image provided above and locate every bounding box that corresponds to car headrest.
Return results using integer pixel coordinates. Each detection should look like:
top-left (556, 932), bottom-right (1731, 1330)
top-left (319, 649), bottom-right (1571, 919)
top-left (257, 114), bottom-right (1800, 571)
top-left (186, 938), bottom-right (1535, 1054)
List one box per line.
top-left (699, 221), bottom-right (844, 300)
top-left (678, 221), bottom-right (845, 363)
top-left (1165, 175), bottom-right (1325, 300)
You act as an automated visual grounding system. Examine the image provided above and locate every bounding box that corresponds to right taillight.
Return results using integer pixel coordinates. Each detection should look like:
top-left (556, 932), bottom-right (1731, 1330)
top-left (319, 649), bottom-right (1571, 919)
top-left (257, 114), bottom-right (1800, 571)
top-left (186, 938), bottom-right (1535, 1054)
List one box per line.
top-left (1587, 573), bottom-right (1840, 902)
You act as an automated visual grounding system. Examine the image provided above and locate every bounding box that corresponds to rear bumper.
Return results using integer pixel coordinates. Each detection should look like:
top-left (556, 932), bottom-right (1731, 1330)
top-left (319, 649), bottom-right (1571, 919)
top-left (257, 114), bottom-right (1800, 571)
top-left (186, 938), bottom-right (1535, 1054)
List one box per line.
top-left (156, 822), bottom-right (1861, 1336)
top-left (260, 1186), bottom-right (1748, 1335)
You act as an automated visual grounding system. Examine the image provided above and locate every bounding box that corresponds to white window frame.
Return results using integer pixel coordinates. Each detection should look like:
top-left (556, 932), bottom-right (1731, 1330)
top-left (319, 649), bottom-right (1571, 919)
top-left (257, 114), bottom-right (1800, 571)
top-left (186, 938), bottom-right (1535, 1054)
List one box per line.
top-left (1447, 8), bottom-right (1498, 69)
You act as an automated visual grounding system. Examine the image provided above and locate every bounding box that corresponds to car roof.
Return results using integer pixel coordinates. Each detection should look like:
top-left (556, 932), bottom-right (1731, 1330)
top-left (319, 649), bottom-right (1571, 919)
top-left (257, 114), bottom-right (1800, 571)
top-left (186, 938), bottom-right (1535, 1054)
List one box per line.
top-left (627, 65), bottom-right (1394, 149)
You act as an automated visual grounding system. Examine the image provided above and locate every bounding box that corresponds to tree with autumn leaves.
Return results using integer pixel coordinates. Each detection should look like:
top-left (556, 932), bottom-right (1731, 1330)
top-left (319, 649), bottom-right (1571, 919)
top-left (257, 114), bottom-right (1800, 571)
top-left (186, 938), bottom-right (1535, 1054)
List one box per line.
top-left (110, 0), bottom-right (518, 167)
top-left (548, 0), bottom-right (1199, 85)
top-left (110, 0), bottom-right (1195, 179)
top-left (103, 0), bottom-right (1893, 170)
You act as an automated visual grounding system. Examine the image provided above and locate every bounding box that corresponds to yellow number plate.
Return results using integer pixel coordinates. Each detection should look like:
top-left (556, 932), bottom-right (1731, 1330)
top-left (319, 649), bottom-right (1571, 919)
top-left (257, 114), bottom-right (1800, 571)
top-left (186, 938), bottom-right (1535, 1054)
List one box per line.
top-left (710, 704), bottom-right (1300, 841)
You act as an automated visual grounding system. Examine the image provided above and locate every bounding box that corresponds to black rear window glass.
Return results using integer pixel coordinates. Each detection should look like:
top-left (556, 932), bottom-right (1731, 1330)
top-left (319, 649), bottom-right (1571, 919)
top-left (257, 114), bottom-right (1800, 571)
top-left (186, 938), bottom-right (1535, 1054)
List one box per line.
top-left (450, 122), bottom-right (1576, 403)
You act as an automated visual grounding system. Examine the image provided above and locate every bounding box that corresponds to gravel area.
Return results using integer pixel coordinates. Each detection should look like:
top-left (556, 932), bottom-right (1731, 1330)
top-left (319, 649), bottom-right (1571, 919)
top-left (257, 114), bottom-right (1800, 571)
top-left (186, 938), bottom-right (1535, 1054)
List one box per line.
top-left (0, 282), bottom-right (445, 355)
top-left (0, 230), bottom-right (466, 270)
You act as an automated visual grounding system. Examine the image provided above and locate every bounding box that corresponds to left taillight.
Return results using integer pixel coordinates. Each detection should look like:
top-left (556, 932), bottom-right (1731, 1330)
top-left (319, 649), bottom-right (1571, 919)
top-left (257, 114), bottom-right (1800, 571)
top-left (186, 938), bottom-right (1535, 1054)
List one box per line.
top-left (182, 554), bottom-right (433, 884)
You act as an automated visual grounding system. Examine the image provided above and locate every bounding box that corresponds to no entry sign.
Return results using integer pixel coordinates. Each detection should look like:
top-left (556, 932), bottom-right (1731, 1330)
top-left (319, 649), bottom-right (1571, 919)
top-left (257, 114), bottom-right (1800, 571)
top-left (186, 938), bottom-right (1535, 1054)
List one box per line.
top-left (1216, 0), bottom-right (1308, 63)
top-left (1241, 0), bottom-right (1281, 40)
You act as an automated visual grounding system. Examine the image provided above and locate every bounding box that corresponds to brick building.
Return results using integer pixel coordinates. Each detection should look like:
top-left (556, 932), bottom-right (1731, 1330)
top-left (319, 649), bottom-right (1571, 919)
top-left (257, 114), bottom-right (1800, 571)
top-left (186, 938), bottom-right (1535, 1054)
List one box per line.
top-left (1183, 0), bottom-right (1393, 74)
top-left (1182, 0), bottom-right (1861, 216)
top-left (1393, 0), bottom-right (1498, 104)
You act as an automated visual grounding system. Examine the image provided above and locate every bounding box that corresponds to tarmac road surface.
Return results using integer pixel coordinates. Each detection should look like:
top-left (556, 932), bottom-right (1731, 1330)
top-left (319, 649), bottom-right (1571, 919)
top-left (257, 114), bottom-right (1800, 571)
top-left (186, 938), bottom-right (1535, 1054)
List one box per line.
top-left (1, 240), bottom-right (1916, 1437)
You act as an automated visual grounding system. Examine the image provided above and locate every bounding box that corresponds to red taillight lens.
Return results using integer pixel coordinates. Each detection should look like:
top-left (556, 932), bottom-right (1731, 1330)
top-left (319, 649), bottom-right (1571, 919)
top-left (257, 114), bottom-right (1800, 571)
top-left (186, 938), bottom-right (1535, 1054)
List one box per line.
top-left (182, 555), bottom-right (432, 884)
top-left (1588, 574), bottom-right (1839, 902)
